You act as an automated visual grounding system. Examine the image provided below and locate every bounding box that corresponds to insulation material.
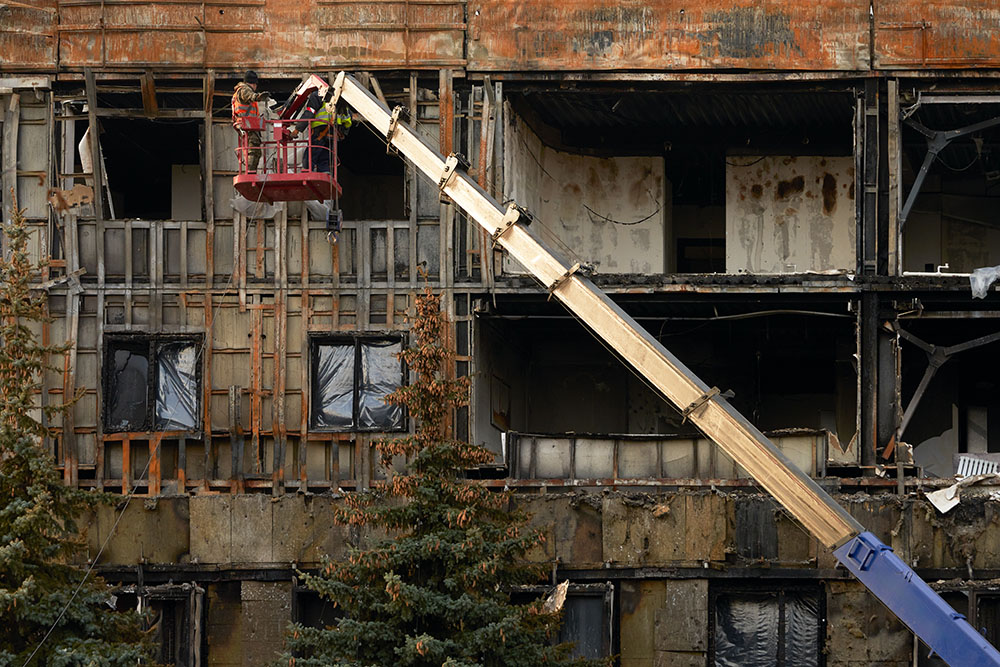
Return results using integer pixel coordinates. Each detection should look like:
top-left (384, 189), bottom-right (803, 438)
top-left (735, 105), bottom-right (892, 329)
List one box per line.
top-left (313, 343), bottom-right (355, 429)
top-left (359, 340), bottom-right (403, 430)
top-left (971, 265), bottom-right (1000, 298)
top-left (155, 342), bottom-right (198, 431)
top-left (106, 343), bottom-right (149, 432)
top-left (714, 591), bottom-right (819, 666)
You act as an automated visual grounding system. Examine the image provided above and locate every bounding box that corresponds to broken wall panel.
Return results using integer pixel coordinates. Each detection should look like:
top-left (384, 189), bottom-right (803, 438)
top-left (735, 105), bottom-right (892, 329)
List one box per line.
top-left (467, 0), bottom-right (870, 72)
top-left (874, 1), bottom-right (1000, 69)
top-left (726, 156), bottom-right (856, 273)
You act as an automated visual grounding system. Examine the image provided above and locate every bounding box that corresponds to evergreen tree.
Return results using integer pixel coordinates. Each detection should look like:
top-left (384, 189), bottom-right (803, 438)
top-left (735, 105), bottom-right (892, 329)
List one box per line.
top-left (285, 287), bottom-right (605, 666)
top-left (0, 197), bottom-right (150, 666)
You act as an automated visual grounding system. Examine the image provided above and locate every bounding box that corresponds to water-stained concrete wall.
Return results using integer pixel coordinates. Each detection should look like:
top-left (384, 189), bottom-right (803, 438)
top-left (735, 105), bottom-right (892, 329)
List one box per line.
top-left (726, 156), bottom-right (856, 273)
top-left (504, 111), bottom-right (667, 275)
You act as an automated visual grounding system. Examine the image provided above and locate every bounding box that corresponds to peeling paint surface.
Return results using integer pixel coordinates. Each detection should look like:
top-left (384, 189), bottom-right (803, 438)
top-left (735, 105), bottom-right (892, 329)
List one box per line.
top-left (468, 0), bottom-right (869, 71)
top-left (726, 156), bottom-right (855, 274)
top-left (52, 0), bottom-right (465, 70)
top-left (874, 1), bottom-right (1000, 68)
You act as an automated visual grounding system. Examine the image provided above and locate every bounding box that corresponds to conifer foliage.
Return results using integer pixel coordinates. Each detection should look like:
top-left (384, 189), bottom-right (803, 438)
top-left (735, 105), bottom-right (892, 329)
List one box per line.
top-left (285, 287), bottom-right (603, 666)
top-left (0, 198), bottom-right (149, 665)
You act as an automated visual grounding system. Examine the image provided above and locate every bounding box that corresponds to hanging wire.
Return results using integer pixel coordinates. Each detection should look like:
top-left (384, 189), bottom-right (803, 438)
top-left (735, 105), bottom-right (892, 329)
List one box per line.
top-left (21, 455), bottom-right (154, 667)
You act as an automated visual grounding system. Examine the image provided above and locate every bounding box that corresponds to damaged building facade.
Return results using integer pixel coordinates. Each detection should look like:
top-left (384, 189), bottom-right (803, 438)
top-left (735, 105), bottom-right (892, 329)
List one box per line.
top-left (5, 1), bottom-right (1000, 665)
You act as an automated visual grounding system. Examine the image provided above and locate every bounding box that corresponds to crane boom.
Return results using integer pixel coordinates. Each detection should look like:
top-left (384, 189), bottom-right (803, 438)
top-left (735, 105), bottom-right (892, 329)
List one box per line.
top-left (327, 71), bottom-right (1000, 667)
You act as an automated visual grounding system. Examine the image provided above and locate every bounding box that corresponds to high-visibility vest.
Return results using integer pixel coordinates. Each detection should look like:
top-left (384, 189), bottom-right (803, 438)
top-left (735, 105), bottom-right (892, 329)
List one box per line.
top-left (231, 89), bottom-right (261, 130)
top-left (310, 104), bottom-right (334, 139)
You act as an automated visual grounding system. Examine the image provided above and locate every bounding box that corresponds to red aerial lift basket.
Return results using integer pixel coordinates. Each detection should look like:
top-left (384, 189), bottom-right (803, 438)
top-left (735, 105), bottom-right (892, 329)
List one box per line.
top-left (232, 117), bottom-right (342, 204)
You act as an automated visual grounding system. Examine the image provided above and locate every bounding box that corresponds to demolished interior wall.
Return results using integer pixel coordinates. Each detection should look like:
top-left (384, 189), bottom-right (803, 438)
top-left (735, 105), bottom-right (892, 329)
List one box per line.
top-left (503, 108), bottom-right (667, 275)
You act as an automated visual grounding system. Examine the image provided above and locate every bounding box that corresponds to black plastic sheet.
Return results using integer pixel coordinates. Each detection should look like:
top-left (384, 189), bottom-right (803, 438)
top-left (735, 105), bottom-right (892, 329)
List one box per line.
top-left (782, 591), bottom-right (820, 666)
top-left (155, 342), bottom-right (198, 431)
top-left (714, 593), bottom-right (779, 667)
top-left (714, 591), bottom-right (819, 666)
top-left (313, 343), bottom-right (355, 429)
top-left (106, 343), bottom-right (149, 432)
top-left (358, 340), bottom-right (403, 430)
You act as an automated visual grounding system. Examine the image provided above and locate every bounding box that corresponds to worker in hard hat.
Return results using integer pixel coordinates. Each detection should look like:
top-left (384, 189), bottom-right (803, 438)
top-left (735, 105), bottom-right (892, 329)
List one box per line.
top-left (289, 92), bottom-right (353, 174)
top-left (231, 70), bottom-right (270, 173)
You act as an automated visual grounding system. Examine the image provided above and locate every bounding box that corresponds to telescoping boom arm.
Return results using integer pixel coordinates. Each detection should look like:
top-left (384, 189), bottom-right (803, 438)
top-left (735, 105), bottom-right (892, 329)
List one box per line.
top-left (328, 72), bottom-right (1000, 666)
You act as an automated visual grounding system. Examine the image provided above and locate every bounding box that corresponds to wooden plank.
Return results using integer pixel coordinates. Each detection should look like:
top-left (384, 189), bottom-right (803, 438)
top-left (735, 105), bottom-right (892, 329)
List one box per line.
top-left (140, 70), bottom-right (158, 117)
top-left (335, 72), bottom-right (862, 548)
top-left (2, 93), bottom-right (20, 227)
top-left (62, 211), bottom-right (80, 486)
top-left (84, 69), bottom-right (105, 289)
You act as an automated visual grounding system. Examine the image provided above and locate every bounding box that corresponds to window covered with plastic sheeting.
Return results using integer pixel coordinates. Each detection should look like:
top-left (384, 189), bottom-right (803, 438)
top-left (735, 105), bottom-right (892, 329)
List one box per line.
top-left (312, 343), bottom-right (355, 429)
top-left (103, 335), bottom-right (201, 433)
top-left (359, 340), bottom-right (404, 430)
top-left (155, 342), bottom-right (199, 431)
top-left (310, 336), bottom-right (405, 432)
top-left (712, 587), bottom-right (822, 667)
top-left (106, 340), bottom-right (150, 432)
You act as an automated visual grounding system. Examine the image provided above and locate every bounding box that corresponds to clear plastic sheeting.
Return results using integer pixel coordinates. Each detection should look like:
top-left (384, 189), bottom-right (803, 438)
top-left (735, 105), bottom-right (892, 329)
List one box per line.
top-left (155, 342), bottom-right (199, 431)
top-left (971, 265), bottom-right (1000, 299)
top-left (305, 199), bottom-right (335, 223)
top-left (313, 343), bottom-right (355, 429)
top-left (106, 343), bottom-right (149, 432)
top-left (230, 193), bottom-right (278, 219)
top-left (359, 340), bottom-right (403, 430)
top-left (714, 591), bottom-right (819, 667)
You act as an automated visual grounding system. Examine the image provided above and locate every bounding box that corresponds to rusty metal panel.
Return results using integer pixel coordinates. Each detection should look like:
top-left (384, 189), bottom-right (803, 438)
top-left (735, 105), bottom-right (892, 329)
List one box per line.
top-left (467, 1), bottom-right (869, 72)
top-left (0, 1), bottom-right (57, 71)
top-left (874, 1), bottom-right (1000, 68)
top-left (57, 0), bottom-right (464, 70)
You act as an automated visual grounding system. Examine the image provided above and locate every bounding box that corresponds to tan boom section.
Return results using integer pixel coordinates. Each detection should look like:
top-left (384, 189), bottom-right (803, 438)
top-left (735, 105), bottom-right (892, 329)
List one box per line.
top-left (332, 72), bottom-right (863, 549)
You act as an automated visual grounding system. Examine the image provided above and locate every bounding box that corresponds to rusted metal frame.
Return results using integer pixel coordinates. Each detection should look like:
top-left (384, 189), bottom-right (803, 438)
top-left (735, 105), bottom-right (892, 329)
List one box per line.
top-left (152, 220), bottom-right (163, 329)
top-left (477, 77), bottom-right (496, 289)
top-left (202, 294), bottom-right (214, 491)
top-left (437, 69), bottom-right (458, 436)
top-left (298, 207), bottom-right (310, 490)
top-left (62, 211), bottom-right (81, 486)
top-left (408, 73), bottom-right (419, 290)
top-left (149, 432), bottom-right (163, 495)
top-left (204, 70), bottom-right (215, 290)
top-left (124, 221), bottom-right (133, 325)
top-left (887, 80), bottom-right (901, 276)
top-left (250, 305), bottom-right (263, 474)
top-left (270, 206), bottom-right (287, 493)
top-left (228, 384), bottom-right (243, 492)
top-left (122, 435), bottom-right (131, 494)
top-left (237, 212), bottom-right (247, 308)
top-left (254, 213), bottom-right (264, 279)
top-left (95, 294), bottom-right (105, 487)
